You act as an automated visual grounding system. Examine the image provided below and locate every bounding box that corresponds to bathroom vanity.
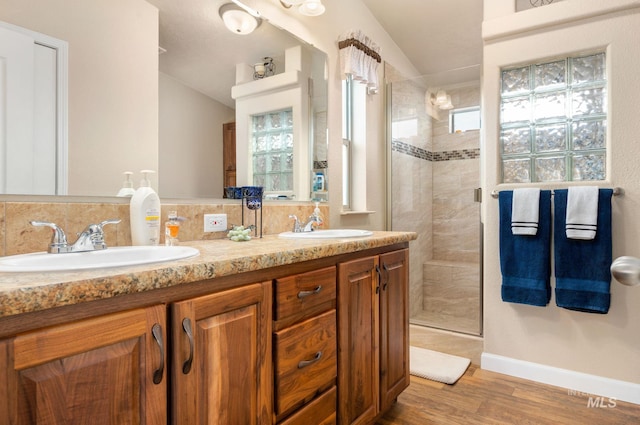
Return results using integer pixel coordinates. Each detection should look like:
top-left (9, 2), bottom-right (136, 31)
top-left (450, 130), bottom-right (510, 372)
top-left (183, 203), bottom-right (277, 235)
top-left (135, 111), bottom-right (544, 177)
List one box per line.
top-left (0, 231), bottom-right (415, 425)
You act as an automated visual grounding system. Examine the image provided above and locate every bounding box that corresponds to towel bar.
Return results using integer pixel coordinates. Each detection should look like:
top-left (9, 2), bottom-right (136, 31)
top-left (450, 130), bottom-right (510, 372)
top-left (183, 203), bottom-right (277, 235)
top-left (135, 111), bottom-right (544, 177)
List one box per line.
top-left (490, 187), bottom-right (623, 199)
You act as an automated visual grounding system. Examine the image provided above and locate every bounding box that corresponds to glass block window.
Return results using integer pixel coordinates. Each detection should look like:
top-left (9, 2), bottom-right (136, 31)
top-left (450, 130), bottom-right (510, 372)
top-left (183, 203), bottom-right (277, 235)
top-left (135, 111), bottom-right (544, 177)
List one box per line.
top-left (500, 52), bottom-right (606, 183)
top-left (251, 108), bottom-right (294, 192)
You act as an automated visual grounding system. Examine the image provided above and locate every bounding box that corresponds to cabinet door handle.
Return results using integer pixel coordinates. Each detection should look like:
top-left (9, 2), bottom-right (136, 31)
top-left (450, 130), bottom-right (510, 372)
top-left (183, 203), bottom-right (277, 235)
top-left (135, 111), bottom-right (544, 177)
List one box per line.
top-left (297, 285), bottom-right (322, 299)
top-left (375, 265), bottom-right (382, 294)
top-left (182, 318), bottom-right (194, 374)
top-left (382, 264), bottom-right (389, 291)
top-left (298, 351), bottom-right (323, 369)
top-left (151, 323), bottom-right (165, 385)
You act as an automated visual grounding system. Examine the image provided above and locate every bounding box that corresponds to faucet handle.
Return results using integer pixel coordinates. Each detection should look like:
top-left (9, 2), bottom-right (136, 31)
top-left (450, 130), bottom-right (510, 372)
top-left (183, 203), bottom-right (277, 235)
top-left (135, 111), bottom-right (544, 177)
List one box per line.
top-left (288, 214), bottom-right (301, 232)
top-left (98, 218), bottom-right (121, 230)
top-left (83, 219), bottom-right (121, 247)
top-left (30, 220), bottom-right (68, 252)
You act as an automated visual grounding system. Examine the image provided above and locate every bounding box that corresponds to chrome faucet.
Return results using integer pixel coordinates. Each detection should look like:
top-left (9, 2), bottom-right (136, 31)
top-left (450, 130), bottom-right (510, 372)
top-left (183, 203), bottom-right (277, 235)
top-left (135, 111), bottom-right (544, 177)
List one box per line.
top-left (288, 214), bottom-right (323, 233)
top-left (30, 219), bottom-right (121, 253)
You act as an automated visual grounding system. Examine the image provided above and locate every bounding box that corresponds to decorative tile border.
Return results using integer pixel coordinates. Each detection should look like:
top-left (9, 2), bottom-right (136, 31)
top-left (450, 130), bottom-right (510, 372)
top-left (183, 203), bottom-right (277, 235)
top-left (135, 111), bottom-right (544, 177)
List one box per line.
top-left (392, 139), bottom-right (480, 161)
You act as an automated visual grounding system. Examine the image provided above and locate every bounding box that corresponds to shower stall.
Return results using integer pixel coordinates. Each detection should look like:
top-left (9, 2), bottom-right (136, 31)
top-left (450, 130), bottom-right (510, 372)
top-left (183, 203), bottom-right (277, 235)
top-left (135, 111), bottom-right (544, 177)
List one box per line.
top-left (386, 67), bottom-right (483, 336)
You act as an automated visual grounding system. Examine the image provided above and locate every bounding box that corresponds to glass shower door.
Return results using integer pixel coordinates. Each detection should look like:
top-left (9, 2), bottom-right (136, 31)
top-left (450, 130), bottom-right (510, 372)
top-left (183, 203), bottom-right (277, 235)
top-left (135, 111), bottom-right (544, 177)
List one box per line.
top-left (387, 73), bottom-right (483, 336)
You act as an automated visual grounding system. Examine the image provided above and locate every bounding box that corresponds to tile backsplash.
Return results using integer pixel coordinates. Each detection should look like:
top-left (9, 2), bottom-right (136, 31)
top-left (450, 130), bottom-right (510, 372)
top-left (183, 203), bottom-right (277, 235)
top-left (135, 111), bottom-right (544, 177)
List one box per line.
top-left (0, 200), bottom-right (329, 256)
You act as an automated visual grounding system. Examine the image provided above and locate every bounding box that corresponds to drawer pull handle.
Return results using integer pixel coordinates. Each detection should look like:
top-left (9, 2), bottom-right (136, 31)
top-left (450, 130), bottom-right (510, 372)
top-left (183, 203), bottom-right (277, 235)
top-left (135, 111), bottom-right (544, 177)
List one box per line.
top-left (298, 351), bottom-right (323, 369)
top-left (297, 285), bottom-right (322, 299)
top-left (151, 323), bottom-right (165, 385)
top-left (182, 318), bottom-right (194, 374)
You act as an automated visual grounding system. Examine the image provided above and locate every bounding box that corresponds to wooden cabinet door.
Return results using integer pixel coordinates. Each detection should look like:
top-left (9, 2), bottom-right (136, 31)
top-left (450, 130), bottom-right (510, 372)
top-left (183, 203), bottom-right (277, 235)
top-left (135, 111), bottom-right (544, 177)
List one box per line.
top-left (379, 249), bottom-right (410, 412)
top-left (171, 281), bottom-right (272, 425)
top-left (337, 256), bottom-right (379, 425)
top-left (0, 305), bottom-right (167, 425)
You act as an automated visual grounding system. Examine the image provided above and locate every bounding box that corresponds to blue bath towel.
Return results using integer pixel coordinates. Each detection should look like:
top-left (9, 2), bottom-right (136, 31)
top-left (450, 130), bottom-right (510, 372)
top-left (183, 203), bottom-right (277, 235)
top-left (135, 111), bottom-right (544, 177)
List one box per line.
top-left (499, 190), bottom-right (552, 306)
top-left (554, 189), bottom-right (613, 314)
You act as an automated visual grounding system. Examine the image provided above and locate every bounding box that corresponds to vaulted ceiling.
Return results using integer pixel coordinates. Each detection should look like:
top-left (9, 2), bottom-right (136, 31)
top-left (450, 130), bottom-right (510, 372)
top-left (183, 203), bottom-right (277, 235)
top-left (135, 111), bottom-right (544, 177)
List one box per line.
top-left (362, 0), bottom-right (483, 77)
top-left (146, 0), bottom-right (484, 106)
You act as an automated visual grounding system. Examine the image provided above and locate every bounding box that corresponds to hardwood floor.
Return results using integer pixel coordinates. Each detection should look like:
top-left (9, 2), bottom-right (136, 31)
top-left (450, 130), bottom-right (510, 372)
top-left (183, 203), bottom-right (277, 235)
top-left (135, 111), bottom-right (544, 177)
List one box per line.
top-left (377, 365), bottom-right (640, 424)
top-left (377, 326), bottom-right (640, 424)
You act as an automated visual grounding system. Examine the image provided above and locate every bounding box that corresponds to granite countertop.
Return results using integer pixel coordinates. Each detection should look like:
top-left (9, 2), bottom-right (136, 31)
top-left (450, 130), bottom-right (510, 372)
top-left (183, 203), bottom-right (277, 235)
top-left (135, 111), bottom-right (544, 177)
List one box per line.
top-left (0, 231), bottom-right (416, 318)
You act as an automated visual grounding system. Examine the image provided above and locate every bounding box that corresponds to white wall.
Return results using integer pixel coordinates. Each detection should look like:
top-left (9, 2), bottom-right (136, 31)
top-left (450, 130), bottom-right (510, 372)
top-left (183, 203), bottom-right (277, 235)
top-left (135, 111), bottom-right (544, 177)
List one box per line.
top-left (159, 73), bottom-right (234, 198)
top-left (482, 0), bottom-right (640, 397)
top-left (0, 0), bottom-right (159, 196)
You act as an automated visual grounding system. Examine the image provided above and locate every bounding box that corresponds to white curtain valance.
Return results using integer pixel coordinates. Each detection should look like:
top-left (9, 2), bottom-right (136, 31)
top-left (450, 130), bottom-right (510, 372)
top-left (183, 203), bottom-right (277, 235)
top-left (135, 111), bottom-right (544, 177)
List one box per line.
top-left (338, 29), bottom-right (381, 90)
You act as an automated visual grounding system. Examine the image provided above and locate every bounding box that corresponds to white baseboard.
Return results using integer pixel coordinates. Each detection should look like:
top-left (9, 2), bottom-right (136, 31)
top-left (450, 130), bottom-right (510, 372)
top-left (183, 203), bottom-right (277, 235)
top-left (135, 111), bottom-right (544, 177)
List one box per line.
top-left (481, 352), bottom-right (640, 405)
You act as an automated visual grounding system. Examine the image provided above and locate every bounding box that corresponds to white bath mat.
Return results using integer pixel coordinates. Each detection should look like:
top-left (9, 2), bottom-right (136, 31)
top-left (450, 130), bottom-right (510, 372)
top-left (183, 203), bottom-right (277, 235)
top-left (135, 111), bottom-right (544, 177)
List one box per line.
top-left (409, 346), bottom-right (470, 385)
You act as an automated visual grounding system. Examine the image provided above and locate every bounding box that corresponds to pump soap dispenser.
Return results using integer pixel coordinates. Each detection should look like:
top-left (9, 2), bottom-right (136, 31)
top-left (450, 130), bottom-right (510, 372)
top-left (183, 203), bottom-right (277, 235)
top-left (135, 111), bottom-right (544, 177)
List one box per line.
top-left (130, 170), bottom-right (161, 246)
top-left (116, 171), bottom-right (136, 197)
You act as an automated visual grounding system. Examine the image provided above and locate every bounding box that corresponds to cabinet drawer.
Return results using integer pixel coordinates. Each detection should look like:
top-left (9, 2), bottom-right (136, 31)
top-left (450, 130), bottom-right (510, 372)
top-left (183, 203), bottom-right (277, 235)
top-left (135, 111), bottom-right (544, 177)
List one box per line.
top-left (274, 310), bottom-right (337, 416)
top-left (274, 266), bottom-right (336, 322)
top-left (279, 386), bottom-right (336, 425)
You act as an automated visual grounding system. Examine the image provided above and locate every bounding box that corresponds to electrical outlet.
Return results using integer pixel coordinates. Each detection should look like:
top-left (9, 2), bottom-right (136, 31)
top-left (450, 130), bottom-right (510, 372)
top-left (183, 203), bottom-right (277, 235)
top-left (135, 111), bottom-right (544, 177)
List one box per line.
top-left (204, 213), bottom-right (227, 232)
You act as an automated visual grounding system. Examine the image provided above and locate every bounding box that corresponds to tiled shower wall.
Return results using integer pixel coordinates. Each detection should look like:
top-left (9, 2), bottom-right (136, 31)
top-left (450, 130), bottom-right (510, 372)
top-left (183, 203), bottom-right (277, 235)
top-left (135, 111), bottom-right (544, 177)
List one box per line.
top-left (426, 85), bottom-right (481, 334)
top-left (0, 199), bottom-right (328, 256)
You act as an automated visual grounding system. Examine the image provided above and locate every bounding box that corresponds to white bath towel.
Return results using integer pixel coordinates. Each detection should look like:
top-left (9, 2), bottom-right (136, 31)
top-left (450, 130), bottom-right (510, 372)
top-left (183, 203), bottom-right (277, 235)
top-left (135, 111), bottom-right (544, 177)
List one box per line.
top-left (511, 188), bottom-right (540, 236)
top-left (566, 186), bottom-right (599, 240)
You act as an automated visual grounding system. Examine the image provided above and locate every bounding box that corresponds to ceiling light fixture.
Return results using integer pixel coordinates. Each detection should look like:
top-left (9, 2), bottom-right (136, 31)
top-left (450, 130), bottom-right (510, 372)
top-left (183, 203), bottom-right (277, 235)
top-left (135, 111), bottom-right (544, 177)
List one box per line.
top-left (431, 90), bottom-right (454, 110)
top-left (279, 0), bottom-right (325, 17)
top-left (219, 2), bottom-right (262, 35)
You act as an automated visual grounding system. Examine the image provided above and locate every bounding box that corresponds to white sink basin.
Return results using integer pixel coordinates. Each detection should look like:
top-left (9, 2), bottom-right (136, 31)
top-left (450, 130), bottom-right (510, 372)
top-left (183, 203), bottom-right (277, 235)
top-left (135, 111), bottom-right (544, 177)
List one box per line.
top-left (0, 246), bottom-right (200, 272)
top-left (279, 229), bottom-right (373, 239)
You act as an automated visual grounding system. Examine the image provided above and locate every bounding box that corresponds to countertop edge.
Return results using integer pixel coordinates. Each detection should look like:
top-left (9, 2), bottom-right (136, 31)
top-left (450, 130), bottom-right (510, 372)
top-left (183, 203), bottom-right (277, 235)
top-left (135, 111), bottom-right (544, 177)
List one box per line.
top-left (0, 231), bottom-right (417, 318)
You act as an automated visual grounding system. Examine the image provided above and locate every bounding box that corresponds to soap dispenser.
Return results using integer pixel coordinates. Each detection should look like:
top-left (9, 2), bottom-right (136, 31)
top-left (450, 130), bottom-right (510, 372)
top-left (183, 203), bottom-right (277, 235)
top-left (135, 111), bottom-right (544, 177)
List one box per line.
top-left (312, 202), bottom-right (324, 227)
top-left (116, 171), bottom-right (136, 197)
top-left (130, 170), bottom-right (161, 246)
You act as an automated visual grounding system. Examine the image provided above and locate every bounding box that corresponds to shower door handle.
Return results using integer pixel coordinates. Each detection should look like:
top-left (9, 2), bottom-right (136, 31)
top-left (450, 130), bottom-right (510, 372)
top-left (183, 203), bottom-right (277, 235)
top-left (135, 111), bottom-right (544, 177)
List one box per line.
top-left (474, 187), bottom-right (482, 203)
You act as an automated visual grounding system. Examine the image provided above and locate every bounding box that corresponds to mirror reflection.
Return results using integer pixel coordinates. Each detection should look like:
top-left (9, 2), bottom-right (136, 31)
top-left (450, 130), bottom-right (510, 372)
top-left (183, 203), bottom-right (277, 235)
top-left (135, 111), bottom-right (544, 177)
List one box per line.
top-left (0, 0), bottom-right (327, 200)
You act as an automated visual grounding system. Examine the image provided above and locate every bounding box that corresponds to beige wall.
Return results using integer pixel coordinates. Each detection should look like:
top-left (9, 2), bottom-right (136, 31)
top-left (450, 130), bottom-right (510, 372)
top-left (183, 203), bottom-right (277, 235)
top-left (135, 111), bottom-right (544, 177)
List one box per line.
top-left (159, 73), bottom-right (235, 198)
top-left (0, 0), bottom-right (159, 196)
top-left (483, 0), bottom-right (640, 388)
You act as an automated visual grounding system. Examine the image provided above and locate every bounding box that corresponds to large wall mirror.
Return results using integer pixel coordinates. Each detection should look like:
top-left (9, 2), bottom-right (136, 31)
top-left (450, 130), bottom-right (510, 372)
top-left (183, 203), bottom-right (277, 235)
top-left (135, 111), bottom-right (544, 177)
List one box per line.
top-left (0, 0), bottom-right (328, 200)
